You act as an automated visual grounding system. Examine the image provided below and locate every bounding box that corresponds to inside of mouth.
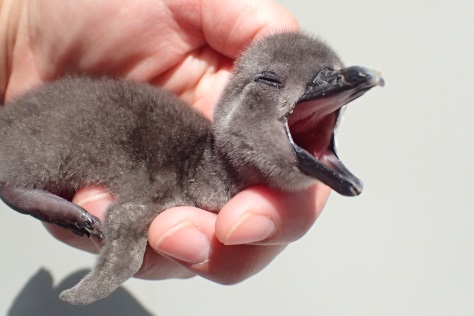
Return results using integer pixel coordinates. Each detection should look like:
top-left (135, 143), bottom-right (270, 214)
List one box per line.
top-left (287, 98), bottom-right (363, 196)
top-left (287, 99), bottom-right (338, 160)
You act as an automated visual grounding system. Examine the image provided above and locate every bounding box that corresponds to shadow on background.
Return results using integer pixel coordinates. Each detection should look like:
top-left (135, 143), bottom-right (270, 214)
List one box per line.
top-left (8, 268), bottom-right (155, 316)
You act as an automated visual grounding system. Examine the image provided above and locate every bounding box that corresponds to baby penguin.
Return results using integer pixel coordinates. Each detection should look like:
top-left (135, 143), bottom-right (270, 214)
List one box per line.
top-left (0, 32), bottom-right (383, 305)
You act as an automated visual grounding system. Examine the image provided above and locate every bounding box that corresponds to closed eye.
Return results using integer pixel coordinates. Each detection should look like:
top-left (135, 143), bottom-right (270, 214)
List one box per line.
top-left (254, 71), bottom-right (285, 89)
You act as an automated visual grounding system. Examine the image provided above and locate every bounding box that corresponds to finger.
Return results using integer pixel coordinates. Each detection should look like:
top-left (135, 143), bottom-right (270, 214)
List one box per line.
top-left (134, 245), bottom-right (196, 280)
top-left (200, 0), bottom-right (300, 58)
top-left (149, 207), bottom-right (216, 265)
top-left (148, 206), bottom-right (286, 284)
top-left (72, 186), bottom-right (114, 221)
top-left (215, 183), bottom-right (331, 246)
top-left (194, 239), bottom-right (286, 285)
top-left (43, 222), bottom-right (102, 253)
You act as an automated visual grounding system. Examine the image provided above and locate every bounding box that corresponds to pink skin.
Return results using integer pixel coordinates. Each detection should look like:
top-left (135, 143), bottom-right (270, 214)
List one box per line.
top-left (1, 0), bottom-right (331, 284)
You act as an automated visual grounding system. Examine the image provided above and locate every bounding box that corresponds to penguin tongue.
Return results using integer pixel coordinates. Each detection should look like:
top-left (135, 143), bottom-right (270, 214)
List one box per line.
top-left (287, 99), bottom-right (363, 196)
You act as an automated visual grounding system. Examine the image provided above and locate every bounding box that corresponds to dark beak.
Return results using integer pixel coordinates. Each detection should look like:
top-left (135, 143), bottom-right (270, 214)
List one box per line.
top-left (288, 66), bottom-right (384, 196)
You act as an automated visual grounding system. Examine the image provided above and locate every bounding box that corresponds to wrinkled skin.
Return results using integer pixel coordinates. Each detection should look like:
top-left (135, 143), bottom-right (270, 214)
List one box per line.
top-left (0, 0), bottom-right (330, 284)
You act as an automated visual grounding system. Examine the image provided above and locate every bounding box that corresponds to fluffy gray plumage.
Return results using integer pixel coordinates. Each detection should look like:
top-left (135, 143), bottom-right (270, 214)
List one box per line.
top-left (0, 32), bottom-right (383, 305)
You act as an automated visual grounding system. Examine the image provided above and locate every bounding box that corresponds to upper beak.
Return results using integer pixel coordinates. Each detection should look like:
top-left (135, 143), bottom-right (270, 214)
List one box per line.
top-left (299, 66), bottom-right (385, 103)
top-left (290, 66), bottom-right (384, 196)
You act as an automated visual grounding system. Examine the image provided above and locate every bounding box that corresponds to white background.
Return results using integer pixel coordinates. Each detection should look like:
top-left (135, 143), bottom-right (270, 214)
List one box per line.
top-left (1, 0), bottom-right (473, 315)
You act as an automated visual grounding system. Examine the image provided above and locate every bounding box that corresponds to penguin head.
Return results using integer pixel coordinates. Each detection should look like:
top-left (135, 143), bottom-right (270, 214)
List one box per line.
top-left (214, 32), bottom-right (384, 195)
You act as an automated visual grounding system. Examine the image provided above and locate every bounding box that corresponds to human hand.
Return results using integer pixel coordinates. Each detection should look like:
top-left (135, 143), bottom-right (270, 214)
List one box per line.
top-left (1, 0), bottom-right (331, 284)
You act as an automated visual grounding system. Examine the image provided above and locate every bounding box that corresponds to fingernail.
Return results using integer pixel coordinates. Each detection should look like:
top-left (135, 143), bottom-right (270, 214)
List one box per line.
top-left (154, 221), bottom-right (210, 264)
top-left (224, 213), bottom-right (276, 245)
top-left (74, 191), bottom-right (114, 220)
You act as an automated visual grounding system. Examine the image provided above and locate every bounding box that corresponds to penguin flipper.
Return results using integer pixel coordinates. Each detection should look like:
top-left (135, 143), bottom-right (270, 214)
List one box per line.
top-left (59, 201), bottom-right (152, 305)
top-left (0, 183), bottom-right (103, 238)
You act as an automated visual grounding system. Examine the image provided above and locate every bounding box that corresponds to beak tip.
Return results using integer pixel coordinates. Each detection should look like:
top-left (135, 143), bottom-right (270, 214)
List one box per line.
top-left (365, 68), bottom-right (385, 88)
top-left (350, 186), bottom-right (363, 196)
top-left (347, 186), bottom-right (363, 197)
top-left (375, 76), bottom-right (385, 87)
top-left (338, 180), bottom-right (363, 197)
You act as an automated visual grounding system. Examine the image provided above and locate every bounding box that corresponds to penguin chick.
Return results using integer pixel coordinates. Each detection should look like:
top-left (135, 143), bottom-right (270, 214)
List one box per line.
top-left (0, 32), bottom-right (384, 305)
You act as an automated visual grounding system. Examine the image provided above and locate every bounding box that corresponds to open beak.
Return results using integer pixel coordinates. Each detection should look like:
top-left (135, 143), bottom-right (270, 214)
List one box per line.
top-left (286, 66), bottom-right (384, 196)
